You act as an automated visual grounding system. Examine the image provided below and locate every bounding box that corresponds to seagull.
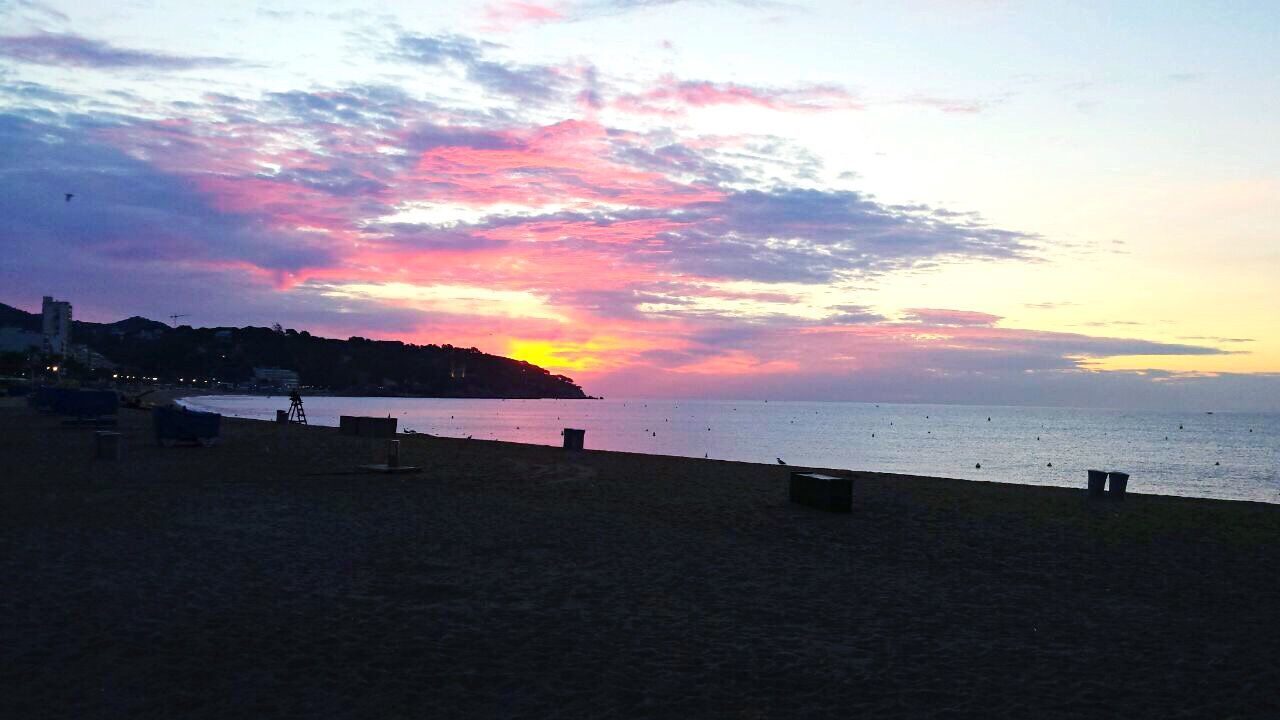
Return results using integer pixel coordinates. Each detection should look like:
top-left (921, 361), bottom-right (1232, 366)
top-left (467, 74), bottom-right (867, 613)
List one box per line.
top-left (777, 457), bottom-right (786, 465)
top-left (64, 193), bottom-right (74, 202)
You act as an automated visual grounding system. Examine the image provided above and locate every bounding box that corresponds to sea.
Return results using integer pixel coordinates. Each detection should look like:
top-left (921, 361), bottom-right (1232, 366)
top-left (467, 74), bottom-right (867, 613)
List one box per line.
top-left (178, 396), bottom-right (1280, 504)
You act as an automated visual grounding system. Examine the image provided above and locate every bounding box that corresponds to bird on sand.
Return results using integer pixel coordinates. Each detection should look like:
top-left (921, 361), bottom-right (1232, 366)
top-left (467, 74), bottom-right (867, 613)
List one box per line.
top-left (64, 193), bottom-right (74, 202)
top-left (777, 457), bottom-right (786, 465)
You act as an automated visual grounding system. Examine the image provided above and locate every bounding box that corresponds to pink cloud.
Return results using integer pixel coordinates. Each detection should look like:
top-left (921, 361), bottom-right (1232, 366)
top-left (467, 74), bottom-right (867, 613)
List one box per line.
top-left (410, 119), bottom-right (725, 208)
top-left (481, 1), bottom-right (565, 31)
top-left (902, 308), bottom-right (1002, 326)
top-left (615, 75), bottom-right (862, 115)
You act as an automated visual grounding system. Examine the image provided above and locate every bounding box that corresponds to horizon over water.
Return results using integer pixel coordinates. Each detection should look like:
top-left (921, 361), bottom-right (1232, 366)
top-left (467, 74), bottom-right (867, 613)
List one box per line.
top-left (179, 395), bottom-right (1280, 504)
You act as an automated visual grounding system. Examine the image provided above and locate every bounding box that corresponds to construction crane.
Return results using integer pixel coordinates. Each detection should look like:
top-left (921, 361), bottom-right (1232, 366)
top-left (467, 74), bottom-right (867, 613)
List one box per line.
top-left (169, 314), bottom-right (190, 325)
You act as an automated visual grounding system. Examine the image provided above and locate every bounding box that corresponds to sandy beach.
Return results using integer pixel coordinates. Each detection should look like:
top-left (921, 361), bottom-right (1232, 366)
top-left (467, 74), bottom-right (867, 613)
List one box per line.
top-left (2, 397), bottom-right (1278, 719)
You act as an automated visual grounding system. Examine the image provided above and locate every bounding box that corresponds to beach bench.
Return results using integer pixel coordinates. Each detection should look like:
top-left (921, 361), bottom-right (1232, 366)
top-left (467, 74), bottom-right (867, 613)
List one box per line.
top-left (789, 472), bottom-right (852, 512)
top-left (339, 415), bottom-right (398, 438)
top-left (56, 389), bottom-right (119, 427)
top-left (30, 386), bottom-right (59, 411)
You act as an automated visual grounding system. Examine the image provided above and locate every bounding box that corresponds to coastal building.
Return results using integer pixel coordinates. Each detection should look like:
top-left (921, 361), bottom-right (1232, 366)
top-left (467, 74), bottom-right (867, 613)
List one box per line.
top-left (41, 296), bottom-right (72, 356)
top-left (253, 367), bottom-right (300, 389)
top-left (70, 343), bottom-right (114, 370)
top-left (0, 327), bottom-right (43, 353)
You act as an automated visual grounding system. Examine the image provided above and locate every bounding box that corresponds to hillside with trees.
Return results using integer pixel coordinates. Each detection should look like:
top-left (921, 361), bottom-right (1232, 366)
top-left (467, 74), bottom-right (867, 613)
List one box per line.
top-left (0, 303), bottom-right (588, 399)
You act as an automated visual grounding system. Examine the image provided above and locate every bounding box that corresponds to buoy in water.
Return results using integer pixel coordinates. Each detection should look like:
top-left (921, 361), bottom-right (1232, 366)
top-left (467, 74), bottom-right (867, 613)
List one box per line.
top-left (975, 463), bottom-right (981, 469)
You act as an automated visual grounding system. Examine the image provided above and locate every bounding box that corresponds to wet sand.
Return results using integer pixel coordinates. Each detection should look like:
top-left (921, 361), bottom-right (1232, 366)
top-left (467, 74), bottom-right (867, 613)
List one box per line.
top-left (2, 397), bottom-right (1278, 718)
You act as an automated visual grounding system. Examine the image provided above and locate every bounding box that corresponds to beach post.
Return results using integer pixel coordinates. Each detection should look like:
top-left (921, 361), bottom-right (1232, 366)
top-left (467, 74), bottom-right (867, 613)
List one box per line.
top-left (563, 428), bottom-right (585, 450)
top-left (1107, 471), bottom-right (1129, 500)
top-left (1087, 469), bottom-right (1107, 498)
top-left (386, 439), bottom-right (400, 468)
top-left (94, 431), bottom-right (123, 461)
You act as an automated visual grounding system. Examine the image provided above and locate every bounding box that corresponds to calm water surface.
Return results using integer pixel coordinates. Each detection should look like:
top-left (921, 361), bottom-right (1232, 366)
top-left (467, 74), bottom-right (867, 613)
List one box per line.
top-left (180, 396), bottom-right (1280, 503)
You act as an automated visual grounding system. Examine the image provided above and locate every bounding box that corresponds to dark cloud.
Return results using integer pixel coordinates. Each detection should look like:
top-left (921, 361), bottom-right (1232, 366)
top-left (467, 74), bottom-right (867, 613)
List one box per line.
top-left (263, 87), bottom-right (418, 128)
top-left (0, 79), bottom-right (77, 103)
top-left (590, 361), bottom-right (1280, 412)
top-left (825, 305), bottom-right (885, 325)
top-left (974, 331), bottom-right (1230, 359)
top-left (263, 167), bottom-right (389, 198)
top-left (0, 112), bottom-right (335, 278)
top-left (413, 184), bottom-right (1038, 285)
top-left (1, 0), bottom-right (69, 24)
top-left (394, 33), bottom-right (567, 101)
top-left (1179, 336), bottom-right (1253, 344)
top-left (546, 287), bottom-right (687, 320)
top-left (0, 32), bottom-right (241, 69)
top-left (653, 188), bottom-right (1036, 282)
top-left (404, 125), bottom-right (517, 152)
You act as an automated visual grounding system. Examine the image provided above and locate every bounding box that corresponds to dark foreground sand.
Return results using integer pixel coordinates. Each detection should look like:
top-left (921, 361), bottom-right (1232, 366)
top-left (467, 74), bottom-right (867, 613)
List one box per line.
top-left (2, 398), bottom-right (1278, 719)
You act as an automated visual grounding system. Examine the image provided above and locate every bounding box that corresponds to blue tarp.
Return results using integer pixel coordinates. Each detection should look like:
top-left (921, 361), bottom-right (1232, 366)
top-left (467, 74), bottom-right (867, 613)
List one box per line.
top-left (30, 386), bottom-right (57, 409)
top-left (153, 406), bottom-right (221, 445)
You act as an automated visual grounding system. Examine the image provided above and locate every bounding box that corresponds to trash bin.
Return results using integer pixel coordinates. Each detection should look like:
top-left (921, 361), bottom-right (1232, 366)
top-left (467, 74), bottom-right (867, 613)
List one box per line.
top-left (1107, 471), bottom-right (1129, 500)
top-left (563, 428), bottom-right (585, 450)
top-left (1087, 469), bottom-right (1107, 498)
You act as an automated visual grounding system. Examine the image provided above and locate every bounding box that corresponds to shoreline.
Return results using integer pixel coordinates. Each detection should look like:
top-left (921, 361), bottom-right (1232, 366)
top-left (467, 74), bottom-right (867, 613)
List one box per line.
top-left (172, 392), bottom-right (1279, 507)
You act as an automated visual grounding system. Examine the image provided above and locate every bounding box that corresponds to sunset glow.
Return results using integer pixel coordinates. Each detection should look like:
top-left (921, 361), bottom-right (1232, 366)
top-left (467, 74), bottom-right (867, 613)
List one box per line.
top-left (2, 0), bottom-right (1277, 408)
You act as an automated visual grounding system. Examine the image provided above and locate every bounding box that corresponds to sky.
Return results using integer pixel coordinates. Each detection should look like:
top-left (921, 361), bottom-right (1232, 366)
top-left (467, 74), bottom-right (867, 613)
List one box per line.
top-left (1, 0), bottom-right (1277, 409)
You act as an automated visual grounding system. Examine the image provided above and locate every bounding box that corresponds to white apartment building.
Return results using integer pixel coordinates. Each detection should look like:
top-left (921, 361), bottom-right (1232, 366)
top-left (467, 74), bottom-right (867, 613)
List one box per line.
top-left (41, 296), bottom-right (72, 356)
